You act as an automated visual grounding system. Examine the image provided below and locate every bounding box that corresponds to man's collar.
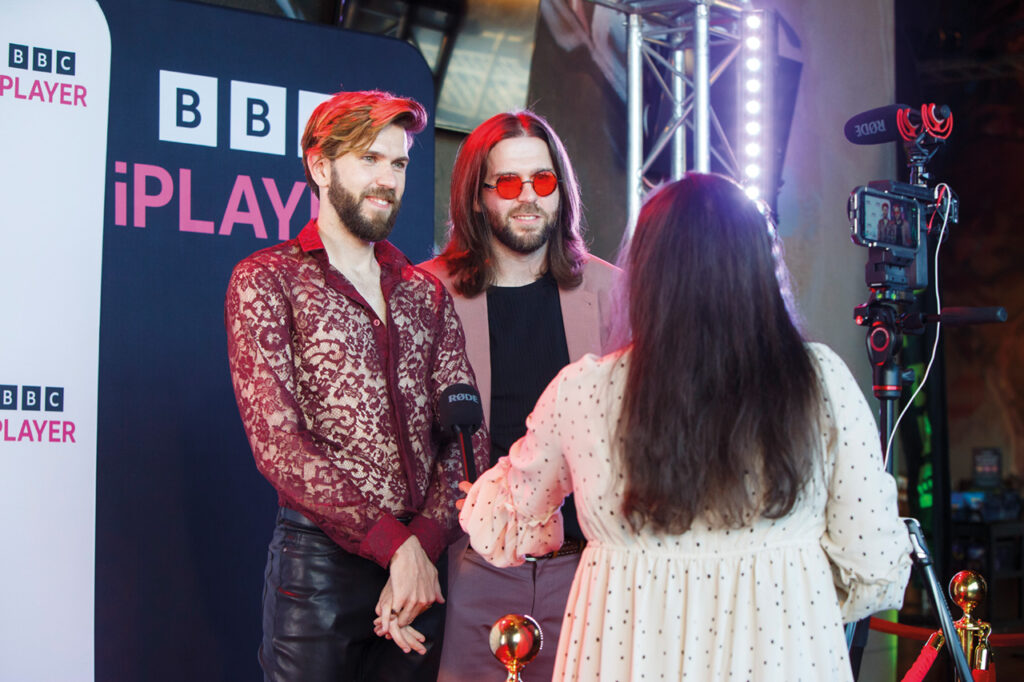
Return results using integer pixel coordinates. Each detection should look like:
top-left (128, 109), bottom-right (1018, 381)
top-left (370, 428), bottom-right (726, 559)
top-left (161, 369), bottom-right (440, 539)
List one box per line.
top-left (297, 219), bottom-right (411, 274)
top-left (373, 239), bottom-right (413, 273)
top-left (297, 219), bottom-right (324, 252)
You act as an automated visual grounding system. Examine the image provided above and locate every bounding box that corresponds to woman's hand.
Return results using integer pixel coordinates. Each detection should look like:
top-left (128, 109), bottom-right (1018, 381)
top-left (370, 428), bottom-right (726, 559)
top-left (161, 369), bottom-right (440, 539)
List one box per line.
top-left (455, 480), bottom-right (472, 510)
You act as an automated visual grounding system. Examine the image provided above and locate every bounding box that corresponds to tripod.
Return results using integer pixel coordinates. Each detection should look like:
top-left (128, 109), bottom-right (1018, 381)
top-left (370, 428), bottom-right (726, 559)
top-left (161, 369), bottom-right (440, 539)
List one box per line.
top-left (845, 104), bottom-right (1007, 680)
top-left (847, 282), bottom-right (1005, 682)
top-left (846, 295), bottom-right (977, 681)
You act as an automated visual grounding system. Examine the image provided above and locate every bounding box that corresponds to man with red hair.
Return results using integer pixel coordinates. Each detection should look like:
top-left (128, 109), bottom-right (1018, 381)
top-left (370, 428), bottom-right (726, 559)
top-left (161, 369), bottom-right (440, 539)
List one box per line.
top-left (420, 110), bottom-right (618, 681)
top-left (226, 90), bottom-right (485, 681)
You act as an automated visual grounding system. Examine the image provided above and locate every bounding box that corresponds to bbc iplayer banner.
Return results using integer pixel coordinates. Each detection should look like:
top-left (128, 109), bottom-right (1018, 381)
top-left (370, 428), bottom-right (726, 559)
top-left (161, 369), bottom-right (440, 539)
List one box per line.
top-left (1, 2), bottom-right (110, 680)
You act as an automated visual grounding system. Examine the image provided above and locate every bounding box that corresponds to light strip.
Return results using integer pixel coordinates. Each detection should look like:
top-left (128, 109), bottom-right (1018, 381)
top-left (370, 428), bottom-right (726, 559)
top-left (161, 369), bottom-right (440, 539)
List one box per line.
top-left (739, 9), bottom-right (767, 201)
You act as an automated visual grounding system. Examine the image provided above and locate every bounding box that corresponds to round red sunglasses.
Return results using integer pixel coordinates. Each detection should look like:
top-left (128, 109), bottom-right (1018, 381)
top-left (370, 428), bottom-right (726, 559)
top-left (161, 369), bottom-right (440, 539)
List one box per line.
top-left (482, 171), bottom-right (559, 199)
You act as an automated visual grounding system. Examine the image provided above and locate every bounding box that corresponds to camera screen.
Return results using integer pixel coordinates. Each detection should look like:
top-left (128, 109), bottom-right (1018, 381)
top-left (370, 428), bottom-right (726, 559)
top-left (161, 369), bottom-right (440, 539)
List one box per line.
top-left (860, 192), bottom-right (918, 249)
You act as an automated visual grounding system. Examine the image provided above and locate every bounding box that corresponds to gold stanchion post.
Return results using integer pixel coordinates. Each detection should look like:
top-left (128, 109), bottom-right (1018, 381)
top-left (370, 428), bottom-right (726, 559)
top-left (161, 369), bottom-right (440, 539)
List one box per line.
top-left (949, 570), bottom-right (993, 673)
top-left (489, 614), bottom-right (543, 681)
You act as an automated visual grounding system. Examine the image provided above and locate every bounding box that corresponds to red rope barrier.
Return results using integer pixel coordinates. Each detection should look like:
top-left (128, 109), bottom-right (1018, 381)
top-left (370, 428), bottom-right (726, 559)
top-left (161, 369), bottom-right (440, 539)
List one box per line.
top-left (868, 617), bottom-right (1024, 647)
top-left (869, 617), bottom-right (933, 641)
top-left (901, 641), bottom-right (938, 682)
top-left (990, 632), bottom-right (1024, 647)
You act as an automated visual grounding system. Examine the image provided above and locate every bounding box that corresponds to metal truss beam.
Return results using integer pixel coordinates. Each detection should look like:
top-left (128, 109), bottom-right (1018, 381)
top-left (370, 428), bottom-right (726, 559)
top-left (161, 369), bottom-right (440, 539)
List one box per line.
top-left (593, 0), bottom-right (780, 235)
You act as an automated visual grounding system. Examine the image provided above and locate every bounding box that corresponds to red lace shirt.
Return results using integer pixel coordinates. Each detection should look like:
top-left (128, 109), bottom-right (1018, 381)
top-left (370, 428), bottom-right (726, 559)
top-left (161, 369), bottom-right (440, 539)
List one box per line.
top-left (226, 220), bottom-right (486, 567)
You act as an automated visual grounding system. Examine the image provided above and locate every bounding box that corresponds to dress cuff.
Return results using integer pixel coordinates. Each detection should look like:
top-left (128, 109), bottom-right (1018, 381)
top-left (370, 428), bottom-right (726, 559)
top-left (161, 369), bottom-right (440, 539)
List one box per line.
top-left (408, 515), bottom-right (446, 563)
top-left (360, 514), bottom-right (413, 567)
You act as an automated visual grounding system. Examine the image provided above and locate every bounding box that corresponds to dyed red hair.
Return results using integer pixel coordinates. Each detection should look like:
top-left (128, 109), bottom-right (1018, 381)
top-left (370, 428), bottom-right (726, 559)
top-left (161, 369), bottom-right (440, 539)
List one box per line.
top-left (301, 90), bottom-right (428, 197)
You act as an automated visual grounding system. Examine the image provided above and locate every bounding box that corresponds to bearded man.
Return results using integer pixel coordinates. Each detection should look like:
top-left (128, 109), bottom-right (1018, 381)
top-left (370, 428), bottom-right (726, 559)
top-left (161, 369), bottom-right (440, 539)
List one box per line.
top-left (226, 90), bottom-right (485, 682)
top-left (419, 110), bottom-right (619, 682)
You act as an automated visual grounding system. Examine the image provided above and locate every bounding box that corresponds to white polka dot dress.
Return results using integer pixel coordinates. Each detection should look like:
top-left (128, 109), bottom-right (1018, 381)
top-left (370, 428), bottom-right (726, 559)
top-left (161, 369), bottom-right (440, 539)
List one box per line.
top-left (459, 343), bottom-right (912, 682)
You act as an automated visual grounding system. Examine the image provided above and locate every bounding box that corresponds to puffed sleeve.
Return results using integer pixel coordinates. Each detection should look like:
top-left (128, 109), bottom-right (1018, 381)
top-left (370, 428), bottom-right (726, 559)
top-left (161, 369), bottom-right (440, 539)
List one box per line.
top-left (458, 363), bottom-right (575, 567)
top-left (813, 344), bottom-right (913, 622)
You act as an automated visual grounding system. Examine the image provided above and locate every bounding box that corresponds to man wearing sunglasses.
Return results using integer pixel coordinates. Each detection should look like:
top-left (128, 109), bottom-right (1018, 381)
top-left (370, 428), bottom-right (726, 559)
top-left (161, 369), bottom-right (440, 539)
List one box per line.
top-left (419, 110), bottom-right (618, 682)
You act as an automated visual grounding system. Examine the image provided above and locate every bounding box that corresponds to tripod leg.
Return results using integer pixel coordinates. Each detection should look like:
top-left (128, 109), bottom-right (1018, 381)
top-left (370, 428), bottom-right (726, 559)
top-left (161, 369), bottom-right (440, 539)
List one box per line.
top-left (905, 518), bottom-right (974, 681)
top-left (846, 618), bottom-right (871, 679)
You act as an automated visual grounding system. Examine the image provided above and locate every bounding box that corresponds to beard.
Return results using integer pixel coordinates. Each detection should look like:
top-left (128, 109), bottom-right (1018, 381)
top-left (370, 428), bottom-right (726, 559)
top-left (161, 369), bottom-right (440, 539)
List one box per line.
top-left (485, 202), bottom-right (557, 255)
top-left (328, 175), bottom-right (400, 243)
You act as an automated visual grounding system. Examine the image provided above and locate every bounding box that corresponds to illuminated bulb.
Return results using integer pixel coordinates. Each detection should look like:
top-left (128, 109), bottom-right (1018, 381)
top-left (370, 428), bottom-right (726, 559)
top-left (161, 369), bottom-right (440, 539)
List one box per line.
top-left (744, 184), bottom-right (761, 199)
top-left (746, 57), bottom-right (762, 71)
top-left (745, 100), bottom-right (761, 114)
top-left (746, 79), bottom-right (761, 93)
top-left (745, 164), bottom-right (761, 178)
top-left (746, 36), bottom-right (761, 50)
top-left (745, 15), bottom-right (762, 30)
top-left (745, 142), bottom-right (761, 157)
top-left (745, 121), bottom-right (761, 135)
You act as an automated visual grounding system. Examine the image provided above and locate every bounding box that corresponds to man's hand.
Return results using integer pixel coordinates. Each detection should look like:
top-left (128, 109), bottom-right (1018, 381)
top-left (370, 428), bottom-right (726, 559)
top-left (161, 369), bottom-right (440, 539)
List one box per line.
top-left (375, 535), bottom-right (443, 632)
top-left (373, 614), bottom-right (428, 655)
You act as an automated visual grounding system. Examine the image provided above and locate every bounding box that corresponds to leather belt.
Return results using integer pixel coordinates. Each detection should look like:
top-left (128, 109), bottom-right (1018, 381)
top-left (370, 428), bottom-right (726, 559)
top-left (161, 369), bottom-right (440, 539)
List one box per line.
top-left (279, 507), bottom-right (320, 530)
top-left (525, 537), bottom-right (587, 562)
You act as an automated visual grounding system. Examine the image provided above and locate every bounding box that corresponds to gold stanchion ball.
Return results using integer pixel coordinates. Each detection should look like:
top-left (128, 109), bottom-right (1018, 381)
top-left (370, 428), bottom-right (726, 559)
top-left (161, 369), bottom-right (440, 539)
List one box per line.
top-left (949, 570), bottom-right (987, 616)
top-left (489, 614), bottom-right (543, 672)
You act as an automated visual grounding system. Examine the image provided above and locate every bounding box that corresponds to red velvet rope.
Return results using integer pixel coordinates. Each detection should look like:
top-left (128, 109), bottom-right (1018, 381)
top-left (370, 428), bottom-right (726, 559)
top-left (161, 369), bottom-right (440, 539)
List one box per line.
top-left (870, 617), bottom-right (939, 641)
top-left (900, 643), bottom-right (938, 682)
top-left (988, 632), bottom-right (1024, 647)
top-left (868, 617), bottom-right (1024, 647)
top-left (873, 617), bottom-right (1014, 682)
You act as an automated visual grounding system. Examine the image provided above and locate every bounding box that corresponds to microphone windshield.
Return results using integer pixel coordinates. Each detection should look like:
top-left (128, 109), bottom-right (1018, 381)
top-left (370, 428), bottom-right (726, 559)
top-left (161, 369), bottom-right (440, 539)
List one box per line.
top-left (844, 104), bottom-right (910, 145)
top-left (438, 383), bottom-right (483, 437)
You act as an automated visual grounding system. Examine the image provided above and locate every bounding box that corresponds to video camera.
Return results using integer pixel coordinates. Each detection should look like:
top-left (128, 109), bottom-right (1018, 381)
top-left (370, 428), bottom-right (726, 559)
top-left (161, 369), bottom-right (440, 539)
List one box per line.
top-left (847, 180), bottom-right (945, 291)
top-left (844, 104), bottom-right (958, 293)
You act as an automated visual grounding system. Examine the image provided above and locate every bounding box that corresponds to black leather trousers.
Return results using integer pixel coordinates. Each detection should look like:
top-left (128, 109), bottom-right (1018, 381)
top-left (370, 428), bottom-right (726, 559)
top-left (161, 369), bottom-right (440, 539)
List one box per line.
top-left (259, 508), bottom-right (445, 682)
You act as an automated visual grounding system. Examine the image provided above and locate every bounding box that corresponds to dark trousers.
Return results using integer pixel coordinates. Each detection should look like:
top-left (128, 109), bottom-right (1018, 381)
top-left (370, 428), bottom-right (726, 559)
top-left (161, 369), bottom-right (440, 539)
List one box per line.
top-left (260, 508), bottom-right (445, 682)
top-left (437, 535), bottom-right (579, 682)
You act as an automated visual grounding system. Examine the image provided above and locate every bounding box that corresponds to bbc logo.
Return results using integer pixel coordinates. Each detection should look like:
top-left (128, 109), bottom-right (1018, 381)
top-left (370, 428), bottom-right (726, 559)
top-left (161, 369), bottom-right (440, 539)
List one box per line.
top-left (0, 385), bottom-right (64, 412)
top-left (159, 70), bottom-right (329, 156)
top-left (8, 43), bottom-right (76, 75)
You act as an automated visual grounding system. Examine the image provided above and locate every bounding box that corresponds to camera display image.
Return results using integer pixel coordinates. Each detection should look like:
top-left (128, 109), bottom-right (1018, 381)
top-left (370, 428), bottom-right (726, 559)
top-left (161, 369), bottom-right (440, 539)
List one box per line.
top-left (858, 191), bottom-right (919, 250)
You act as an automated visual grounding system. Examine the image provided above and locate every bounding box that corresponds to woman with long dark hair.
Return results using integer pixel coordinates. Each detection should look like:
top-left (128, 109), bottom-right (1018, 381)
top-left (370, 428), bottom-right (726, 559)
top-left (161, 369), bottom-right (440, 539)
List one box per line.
top-left (459, 173), bottom-right (911, 681)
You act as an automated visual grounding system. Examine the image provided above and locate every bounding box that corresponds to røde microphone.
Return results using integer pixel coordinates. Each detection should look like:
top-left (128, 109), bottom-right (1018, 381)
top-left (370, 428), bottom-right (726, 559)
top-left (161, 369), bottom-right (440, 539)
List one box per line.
top-left (844, 104), bottom-right (911, 145)
top-left (438, 384), bottom-right (484, 482)
top-left (844, 104), bottom-right (953, 145)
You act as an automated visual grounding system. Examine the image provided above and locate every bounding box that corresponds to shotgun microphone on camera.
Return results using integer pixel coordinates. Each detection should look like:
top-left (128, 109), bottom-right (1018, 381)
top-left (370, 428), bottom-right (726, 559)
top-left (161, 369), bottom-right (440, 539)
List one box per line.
top-left (844, 104), bottom-right (911, 145)
top-left (844, 104), bottom-right (952, 145)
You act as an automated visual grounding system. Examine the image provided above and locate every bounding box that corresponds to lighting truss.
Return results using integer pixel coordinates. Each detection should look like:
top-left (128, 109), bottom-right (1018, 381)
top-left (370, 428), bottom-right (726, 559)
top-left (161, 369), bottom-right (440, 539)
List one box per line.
top-left (589, 0), bottom-right (780, 234)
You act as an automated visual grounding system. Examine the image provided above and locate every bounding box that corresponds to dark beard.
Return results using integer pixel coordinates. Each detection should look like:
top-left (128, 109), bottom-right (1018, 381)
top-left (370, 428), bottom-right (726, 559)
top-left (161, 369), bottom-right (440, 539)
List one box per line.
top-left (328, 180), bottom-right (400, 243)
top-left (486, 203), bottom-right (556, 255)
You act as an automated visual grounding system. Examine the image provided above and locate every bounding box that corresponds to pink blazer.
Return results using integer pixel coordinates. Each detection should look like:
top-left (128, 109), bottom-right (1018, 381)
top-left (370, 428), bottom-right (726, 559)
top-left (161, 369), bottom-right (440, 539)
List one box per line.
top-left (417, 255), bottom-right (620, 424)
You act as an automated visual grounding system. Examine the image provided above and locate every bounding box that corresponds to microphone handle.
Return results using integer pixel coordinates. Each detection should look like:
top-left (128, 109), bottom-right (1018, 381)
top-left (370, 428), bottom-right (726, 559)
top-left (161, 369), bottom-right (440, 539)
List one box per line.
top-left (456, 427), bottom-right (477, 482)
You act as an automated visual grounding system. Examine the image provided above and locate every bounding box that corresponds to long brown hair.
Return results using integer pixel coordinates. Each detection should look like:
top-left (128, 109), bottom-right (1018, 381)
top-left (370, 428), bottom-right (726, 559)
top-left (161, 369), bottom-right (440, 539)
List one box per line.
top-left (438, 111), bottom-right (588, 297)
top-left (617, 174), bottom-right (820, 533)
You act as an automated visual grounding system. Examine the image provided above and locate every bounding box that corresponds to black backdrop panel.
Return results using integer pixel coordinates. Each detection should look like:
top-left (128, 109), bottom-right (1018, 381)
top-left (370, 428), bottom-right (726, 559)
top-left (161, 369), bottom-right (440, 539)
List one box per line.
top-left (95, 2), bottom-right (435, 679)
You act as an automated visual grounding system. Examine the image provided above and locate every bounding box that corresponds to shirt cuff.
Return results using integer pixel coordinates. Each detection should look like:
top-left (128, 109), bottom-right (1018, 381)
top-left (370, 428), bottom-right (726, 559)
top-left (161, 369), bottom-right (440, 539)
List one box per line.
top-left (408, 515), bottom-right (446, 564)
top-left (360, 514), bottom-right (413, 567)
